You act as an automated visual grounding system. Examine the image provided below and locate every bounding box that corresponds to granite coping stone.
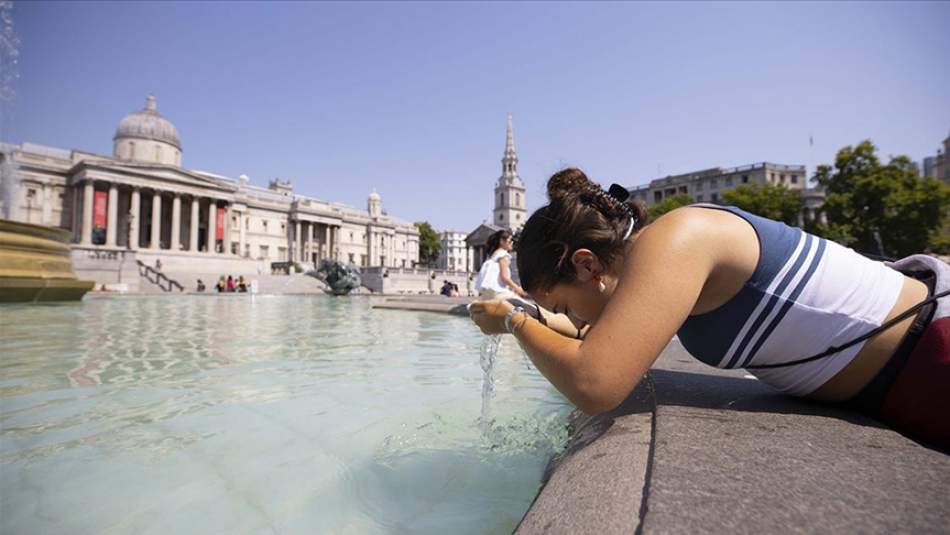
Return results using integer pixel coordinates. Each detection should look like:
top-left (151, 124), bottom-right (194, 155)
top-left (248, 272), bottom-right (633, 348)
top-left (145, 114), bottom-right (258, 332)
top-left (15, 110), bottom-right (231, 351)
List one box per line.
top-left (517, 338), bottom-right (950, 534)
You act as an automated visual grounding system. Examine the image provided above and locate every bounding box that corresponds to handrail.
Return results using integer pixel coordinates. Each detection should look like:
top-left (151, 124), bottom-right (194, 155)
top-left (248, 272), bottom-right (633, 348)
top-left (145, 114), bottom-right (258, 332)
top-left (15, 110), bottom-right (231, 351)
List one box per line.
top-left (136, 260), bottom-right (184, 292)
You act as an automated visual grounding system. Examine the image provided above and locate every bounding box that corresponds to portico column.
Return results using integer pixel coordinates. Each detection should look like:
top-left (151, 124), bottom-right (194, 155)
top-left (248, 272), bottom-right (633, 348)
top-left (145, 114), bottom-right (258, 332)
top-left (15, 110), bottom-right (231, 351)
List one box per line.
top-left (81, 181), bottom-right (94, 245)
top-left (41, 185), bottom-right (53, 226)
top-left (190, 197), bottom-right (200, 252)
top-left (295, 221), bottom-right (302, 262)
top-left (324, 225), bottom-right (331, 261)
top-left (129, 188), bottom-right (140, 249)
top-left (306, 223), bottom-right (313, 263)
top-left (170, 194), bottom-right (181, 251)
top-left (150, 192), bottom-right (162, 249)
top-left (105, 183), bottom-right (119, 246)
top-left (207, 199), bottom-right (216, 253)
top-left (237, 210), bottom-right (246, 257)
top-left (224, 205), bottom-right (232, 254)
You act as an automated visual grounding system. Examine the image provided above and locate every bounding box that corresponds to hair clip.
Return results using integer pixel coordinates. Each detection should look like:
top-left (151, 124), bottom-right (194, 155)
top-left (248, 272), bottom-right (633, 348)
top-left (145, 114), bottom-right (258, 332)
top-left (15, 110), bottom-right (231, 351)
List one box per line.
top-left (607, 183), bottom-right (630, 202)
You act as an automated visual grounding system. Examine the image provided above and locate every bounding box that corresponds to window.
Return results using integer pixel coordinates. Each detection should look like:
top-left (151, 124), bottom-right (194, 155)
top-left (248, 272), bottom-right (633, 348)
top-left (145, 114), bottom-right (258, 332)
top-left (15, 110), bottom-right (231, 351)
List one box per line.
top-left (742, 175), bottom-right (749, 184)
top-left (696, 180), bottom-right (704, 191)
top-left (710, 179), bottom-right (718, 189)
top-left (27, 188), bottom-right (36, 198)
top-left (770, 173), bottom-right (775, 181)
top-left (278, 246), bottom-right (287, 261)
top-left (711, 193), bottom-right (720, 203)
top-left (725, 177), bottom-right (733, 187)
top-left (654, 191), bottom-right (663, 202)
top-left (516, 193), bottom-right (521, 206)
top-left (361, 255), bottom-right (367, 266)
top-left (129, 142), bottom-right (136, 159)
top-left (499, 214), bottom-right (504, 221)
top-left (349, 253), bottom-right (355, 264)
top-left (696, 194), bottom-right (704, 202)
top-left (280, 223), bottom-right (286, 232)
top-left (349, 232), bottom-right (354, 242)
top-left (678, 186), bottom-right (688, 194)
top-left (516, 214), bottom-right (521, 221)
top-left (259, 245), bottom-right (269, 259)
top-left (779, 174), bottom-right (786, 183)
top-left (791, 175), bottom-right (799, 184)
top-left (263, 220), bottom-right (269, 232)
top-left (245, 218), bottom-right (249, 230)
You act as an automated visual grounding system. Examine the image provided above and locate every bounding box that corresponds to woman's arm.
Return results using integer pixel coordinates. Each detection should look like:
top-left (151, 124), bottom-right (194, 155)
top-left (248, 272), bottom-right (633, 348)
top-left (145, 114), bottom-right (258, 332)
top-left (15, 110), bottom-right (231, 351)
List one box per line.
top-left (472, 209), bottom-right (717, 414)
top-left (498, 256), bottom-right (527, 297)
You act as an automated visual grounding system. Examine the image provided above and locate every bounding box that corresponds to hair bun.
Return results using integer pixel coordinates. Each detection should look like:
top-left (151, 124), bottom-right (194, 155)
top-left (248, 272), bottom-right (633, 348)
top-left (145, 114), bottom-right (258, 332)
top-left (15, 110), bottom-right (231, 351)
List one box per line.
top-left (547, 167), bottom-right (593, 202)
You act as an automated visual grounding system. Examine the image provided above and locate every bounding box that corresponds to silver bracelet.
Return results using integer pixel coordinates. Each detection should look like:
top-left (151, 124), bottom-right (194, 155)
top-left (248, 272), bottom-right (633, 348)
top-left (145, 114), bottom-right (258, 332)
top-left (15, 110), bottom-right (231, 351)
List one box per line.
top-left (504, 306), bottom-right (526, 334)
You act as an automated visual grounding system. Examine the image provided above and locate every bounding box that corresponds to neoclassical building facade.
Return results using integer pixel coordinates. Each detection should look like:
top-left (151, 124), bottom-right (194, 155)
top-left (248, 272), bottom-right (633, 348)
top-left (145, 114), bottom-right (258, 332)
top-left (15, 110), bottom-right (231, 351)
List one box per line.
top-left (0, 96), bottom-right (419, 284)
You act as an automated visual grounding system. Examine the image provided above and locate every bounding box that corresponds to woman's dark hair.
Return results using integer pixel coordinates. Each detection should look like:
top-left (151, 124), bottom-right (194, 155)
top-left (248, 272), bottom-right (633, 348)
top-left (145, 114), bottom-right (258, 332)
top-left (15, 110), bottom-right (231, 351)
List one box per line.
top-left (486, 229), bottom-right (513, 254)
top-left (516, 167), bottom-right (647, 293)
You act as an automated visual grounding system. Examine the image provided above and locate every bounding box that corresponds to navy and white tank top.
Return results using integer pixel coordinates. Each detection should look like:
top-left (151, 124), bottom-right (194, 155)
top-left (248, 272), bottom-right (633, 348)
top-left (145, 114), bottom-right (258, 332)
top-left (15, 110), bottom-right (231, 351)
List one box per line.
top-left (676, 205), bottom-right (905, 395)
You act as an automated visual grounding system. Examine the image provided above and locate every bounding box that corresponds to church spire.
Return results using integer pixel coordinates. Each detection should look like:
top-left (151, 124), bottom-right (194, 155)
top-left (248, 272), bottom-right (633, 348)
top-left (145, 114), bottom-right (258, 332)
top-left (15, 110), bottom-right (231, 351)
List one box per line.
top-left (501, 112), bottom-right (520, 182)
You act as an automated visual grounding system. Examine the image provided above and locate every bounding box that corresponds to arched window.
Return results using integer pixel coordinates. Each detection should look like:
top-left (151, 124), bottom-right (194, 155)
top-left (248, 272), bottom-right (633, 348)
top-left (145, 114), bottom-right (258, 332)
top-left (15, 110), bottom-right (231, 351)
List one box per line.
top-left (129, 142), bottom-right (136, 160)
top-left (515, 193), bottom-right (520, 206)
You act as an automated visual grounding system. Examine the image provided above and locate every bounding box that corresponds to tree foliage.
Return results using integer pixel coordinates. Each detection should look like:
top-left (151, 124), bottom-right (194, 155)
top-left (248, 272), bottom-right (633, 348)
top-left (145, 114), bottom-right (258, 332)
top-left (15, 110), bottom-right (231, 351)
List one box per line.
top-left (648, 194), bottom-right (694, 222)
top-left (414, 221), bottom-right (442, 266)
top-left (810, 140), bottom-right (950, 257)
top-left (723, 183), bottom-right (804, 226)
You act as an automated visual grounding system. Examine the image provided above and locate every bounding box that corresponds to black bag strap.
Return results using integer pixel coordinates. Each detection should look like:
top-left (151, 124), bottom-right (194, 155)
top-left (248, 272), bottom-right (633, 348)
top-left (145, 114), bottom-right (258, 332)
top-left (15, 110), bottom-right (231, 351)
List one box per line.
top-left (746, 286), bottom-right (948, 370)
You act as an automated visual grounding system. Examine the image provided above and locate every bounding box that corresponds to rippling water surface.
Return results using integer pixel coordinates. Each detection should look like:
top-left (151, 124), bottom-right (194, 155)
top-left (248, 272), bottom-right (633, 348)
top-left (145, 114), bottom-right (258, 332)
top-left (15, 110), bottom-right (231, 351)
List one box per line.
top-left (0, 295), bottom-right (571, 534)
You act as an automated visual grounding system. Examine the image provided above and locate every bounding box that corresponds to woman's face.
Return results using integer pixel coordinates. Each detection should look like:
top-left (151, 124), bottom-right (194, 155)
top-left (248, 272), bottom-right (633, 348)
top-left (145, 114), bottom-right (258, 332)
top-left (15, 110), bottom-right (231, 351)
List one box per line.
top-left (501, 236), bottom-right (514, 251)
top-left (532, 277), bottom-right (613, 330)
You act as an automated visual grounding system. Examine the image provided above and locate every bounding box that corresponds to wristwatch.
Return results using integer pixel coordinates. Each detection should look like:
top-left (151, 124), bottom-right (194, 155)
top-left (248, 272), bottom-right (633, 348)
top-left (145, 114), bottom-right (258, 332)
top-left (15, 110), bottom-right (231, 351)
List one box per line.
top-left (504, 306), bottom-right (526, 334)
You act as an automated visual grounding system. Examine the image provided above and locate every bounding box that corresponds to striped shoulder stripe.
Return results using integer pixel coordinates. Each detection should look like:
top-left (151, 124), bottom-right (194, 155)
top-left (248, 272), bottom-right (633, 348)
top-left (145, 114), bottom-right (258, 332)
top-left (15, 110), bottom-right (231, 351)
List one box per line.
top-left (739, 237), bottom-right (827, 368)
top-left (717, 231), bottom-right (809, 368)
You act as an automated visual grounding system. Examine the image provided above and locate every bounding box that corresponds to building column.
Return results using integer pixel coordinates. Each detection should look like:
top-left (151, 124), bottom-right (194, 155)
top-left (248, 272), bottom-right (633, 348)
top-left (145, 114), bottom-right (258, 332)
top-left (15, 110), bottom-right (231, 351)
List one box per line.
top-left (224, 205), bottom-right (232, 254)
top-left (306, 223), bottom-right (313, 263)
top-left (80, 181), bottom-right (94, 245)
top-left (170, 194), bottom-right (181, 251)
top-left (150, 191), bottom-right (162, 249)
top-left (105, 183), bottom-right (119, 246)
top-left (332, 226), bottom-right (340, 260)
top-left (237, 210), bottom-right (246, 257)
top-left (190, 197), bottom-right (200, 252)
top-left (41, 184), bottom-right (53, 226)
top-left (294, 221), bottom-right (302, 262)
top-left (129, 188), bottom-right (140, 249)
top-left (206, 199), bottom-right (216, 253)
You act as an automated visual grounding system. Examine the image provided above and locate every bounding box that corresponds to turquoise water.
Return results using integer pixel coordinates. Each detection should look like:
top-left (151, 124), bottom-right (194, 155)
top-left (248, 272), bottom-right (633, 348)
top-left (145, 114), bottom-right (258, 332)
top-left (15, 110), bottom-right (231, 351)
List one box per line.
top-left (0, 295), bottom-right (570, 534)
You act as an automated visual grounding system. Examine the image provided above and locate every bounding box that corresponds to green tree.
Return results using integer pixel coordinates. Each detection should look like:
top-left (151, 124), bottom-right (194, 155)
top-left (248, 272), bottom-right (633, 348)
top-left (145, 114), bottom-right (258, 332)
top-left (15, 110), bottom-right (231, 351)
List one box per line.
top-left (723, 183), bottom-right (804, 226)
top-left (648, 194), bottom-right (694, 222)
top-left (414, 221), bottom-right (441, 266)
top-left (811, 140), bottom-right (950, 257)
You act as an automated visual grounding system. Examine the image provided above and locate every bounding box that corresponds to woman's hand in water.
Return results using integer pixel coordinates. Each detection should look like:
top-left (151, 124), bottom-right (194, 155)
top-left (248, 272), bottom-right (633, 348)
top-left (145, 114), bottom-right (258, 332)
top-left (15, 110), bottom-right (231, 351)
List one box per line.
top-left (468, 299), bottom-right (514, 335)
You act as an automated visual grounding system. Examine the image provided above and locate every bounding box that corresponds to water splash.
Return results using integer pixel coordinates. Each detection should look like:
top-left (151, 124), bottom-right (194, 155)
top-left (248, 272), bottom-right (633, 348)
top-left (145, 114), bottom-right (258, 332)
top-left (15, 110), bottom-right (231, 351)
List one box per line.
top-left (0, 0), bottom-right (21, 220)
top-left (478, 334), bottom-right (501, 431)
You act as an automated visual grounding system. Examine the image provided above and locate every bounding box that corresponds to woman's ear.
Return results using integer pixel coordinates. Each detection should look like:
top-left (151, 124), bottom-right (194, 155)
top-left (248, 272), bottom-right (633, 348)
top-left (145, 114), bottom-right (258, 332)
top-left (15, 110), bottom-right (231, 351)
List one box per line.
top-left (570, 249), bottom-right (604, 282)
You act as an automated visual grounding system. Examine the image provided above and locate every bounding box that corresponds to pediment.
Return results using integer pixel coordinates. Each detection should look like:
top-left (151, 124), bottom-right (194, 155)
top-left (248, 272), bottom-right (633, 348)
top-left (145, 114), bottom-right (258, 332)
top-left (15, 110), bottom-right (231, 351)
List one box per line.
top-left (71, 160), bottom-right (236, 193)
top-left (466, 223), bottom-right (503, 246)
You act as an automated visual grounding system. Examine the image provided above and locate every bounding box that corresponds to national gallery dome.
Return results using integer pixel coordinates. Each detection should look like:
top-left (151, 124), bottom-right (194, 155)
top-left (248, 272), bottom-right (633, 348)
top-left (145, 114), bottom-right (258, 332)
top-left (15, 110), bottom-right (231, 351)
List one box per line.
top-left (113, 95), bottom-right (182, 166)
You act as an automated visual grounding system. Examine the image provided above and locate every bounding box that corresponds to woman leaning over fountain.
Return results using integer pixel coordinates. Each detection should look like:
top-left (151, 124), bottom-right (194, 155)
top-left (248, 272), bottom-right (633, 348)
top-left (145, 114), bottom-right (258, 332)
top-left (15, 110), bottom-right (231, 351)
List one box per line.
top-left (469, 167), bottom-right (950, 450)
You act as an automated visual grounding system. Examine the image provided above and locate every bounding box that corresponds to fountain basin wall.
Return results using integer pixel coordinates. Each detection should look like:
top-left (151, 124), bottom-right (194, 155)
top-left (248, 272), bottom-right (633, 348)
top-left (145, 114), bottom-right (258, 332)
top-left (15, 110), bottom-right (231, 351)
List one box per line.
top-left (0, 219), bottom-right (94, 302)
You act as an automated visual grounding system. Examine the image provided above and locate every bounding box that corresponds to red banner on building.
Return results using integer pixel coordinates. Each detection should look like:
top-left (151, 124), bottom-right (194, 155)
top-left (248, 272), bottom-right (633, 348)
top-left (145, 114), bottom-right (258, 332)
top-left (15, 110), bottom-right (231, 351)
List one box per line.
top-left (93, 190), bottom-right (108, 229)
top-left (216, 207), bottom-right (225, 240)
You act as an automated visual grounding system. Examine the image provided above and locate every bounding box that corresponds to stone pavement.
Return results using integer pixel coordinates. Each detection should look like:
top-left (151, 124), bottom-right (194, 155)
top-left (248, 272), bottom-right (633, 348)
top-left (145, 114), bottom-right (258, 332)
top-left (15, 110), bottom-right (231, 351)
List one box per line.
top-left (517, 339), bottom-right (950, 534)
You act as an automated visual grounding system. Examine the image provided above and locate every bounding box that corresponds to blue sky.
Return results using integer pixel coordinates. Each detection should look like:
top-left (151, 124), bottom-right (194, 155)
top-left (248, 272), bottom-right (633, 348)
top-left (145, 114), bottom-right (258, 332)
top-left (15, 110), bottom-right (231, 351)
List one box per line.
top-left (5, 1), bottom-right (949, 231)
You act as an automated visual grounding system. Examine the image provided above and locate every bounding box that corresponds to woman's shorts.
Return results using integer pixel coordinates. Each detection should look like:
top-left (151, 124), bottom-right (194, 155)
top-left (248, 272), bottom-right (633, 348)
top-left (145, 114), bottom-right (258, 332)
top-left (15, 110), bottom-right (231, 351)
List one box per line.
top-left (880, 316), bottom-right (950, 450)
top-left (845, 255), bottom-right (950, 451)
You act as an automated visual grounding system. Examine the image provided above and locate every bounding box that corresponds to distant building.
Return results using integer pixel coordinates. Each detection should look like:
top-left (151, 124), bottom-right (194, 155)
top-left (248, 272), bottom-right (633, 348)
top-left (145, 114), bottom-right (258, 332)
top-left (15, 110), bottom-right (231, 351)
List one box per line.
top-left (922, 156), bottom-right (936, 178)
top-left (493, 113), bottom-right (526, 230)
top-left (932, 129), bottom-right (950, 186)
top-left (437, 231), bottom-right (472, 272)
top-left (627, 161), bottom-right (808, 207)
top-left (0, 95), bottom-right (419, 289)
